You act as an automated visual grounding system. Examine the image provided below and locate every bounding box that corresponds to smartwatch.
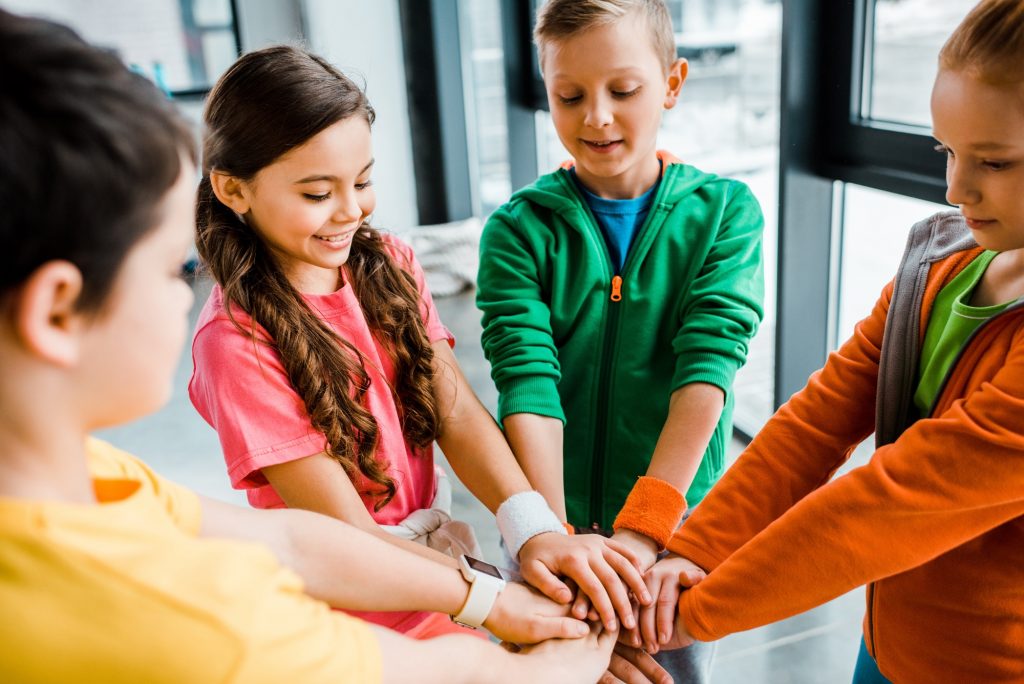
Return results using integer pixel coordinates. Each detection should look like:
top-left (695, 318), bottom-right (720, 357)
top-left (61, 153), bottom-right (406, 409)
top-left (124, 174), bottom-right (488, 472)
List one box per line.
top-left (453, 554), bottom-right (506, 628)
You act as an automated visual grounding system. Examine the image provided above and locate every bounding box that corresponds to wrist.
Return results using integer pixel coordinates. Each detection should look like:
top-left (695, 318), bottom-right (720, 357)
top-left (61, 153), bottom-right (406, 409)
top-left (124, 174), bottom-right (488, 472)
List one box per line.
top-left (452, 554), bottom-right (506, 628)
top-left (496, 490), bottom-right (566, 560)
top-left (612, 476), bottom-right (687, 551)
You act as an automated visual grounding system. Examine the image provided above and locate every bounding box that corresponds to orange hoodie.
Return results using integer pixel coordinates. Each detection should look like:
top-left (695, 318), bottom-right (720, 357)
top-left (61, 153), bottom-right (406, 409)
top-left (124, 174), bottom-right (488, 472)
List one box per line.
top-left (668, 212), bottom-right (1024, 683)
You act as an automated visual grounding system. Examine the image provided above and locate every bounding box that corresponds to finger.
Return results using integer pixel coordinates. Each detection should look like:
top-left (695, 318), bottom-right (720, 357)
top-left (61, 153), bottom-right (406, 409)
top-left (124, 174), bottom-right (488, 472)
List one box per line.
top-left (590, 558), bottom-right (638, 630)
top-left (604, 537), bottom-right (641, 569)
top-left (572, 589), bottom-right (591, 620)
top-left (598, 672), bottom-right (624, 684)
top-left (678, 568), bottom-right (706, 588)
top-left (521, 560), bottom-right (573, 604)
top-left (639, 588), bottom-right (659, 652)
top-left (619, 646), bottom-right (672, 684)
top-left (603, 546), bottom-right (652, 605)
top-left (567, 564), bottom-right (619, 630)
top-left (656, 579), bottom-right (682, 646)
top-left (607, 652), bottom-right (645, 684)
top-left (539, 616), bottom-right (591, 642)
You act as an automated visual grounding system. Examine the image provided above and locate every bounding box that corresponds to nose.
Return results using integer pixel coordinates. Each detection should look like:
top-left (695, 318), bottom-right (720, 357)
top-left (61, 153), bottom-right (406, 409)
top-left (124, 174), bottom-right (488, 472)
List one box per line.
top-left (332, 190), bottom-right (363, 224)
top-left (583, 94), bottom-right (613, 129)
top-left (945, 157), bottom-right (980, 207)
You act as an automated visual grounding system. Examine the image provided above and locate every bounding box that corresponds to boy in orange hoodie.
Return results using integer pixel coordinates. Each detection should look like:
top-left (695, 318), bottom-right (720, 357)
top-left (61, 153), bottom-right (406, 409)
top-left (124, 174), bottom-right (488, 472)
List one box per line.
top-left (638, 1), bottom-right (1024, 682)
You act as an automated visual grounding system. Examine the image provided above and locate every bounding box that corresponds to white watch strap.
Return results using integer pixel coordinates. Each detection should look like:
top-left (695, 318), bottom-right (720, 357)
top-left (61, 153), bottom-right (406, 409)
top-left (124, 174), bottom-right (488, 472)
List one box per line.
top-left (453, 572), bottom-right (504, 628)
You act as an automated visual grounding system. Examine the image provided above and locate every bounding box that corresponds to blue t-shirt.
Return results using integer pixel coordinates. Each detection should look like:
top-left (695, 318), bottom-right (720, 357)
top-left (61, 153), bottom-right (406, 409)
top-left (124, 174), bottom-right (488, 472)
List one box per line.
top-left (572, 169), bottom-right (660, 273)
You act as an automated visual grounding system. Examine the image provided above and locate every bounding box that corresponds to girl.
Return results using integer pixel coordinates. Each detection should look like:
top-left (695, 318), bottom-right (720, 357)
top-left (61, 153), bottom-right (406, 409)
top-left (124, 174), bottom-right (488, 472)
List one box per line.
top-left (640, 1), bottom-right (1024, 682)
top-left (0, 9), bottom-right (619, 683)
top-left (189, 45), bottom-right (648, 640)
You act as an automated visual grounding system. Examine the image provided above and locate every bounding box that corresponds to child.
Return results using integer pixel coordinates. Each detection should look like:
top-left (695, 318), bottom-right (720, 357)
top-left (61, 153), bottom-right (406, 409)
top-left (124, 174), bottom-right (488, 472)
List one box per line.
top-left (189, 45), bottom-right (651, 641)
top-left (476, 0), bottom-right (764, 679)
top-left (642, 1), bottom-right (1024, 681)
top-left (0, 9), bottom-right (630, 683)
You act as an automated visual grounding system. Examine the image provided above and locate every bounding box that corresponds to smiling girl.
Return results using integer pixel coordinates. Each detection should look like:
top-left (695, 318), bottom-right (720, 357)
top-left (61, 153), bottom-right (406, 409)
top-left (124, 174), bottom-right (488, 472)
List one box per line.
top-left (188, 45), bottom-right (653, 643)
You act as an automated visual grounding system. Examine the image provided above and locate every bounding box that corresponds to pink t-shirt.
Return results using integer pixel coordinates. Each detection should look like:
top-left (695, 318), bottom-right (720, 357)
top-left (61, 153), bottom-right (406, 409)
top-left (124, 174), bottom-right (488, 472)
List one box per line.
top-left (189, 234), bottom-right (453, 633)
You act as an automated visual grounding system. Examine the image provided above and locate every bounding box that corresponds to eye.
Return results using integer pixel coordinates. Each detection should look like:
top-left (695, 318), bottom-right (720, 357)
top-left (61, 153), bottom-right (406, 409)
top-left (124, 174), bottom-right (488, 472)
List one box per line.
top-left (982, 160), bottom-right (1010, 171)
top-left (355, 179), bottom-right (374, 191)
top-left (612, 86), bottom-right (641, 99)
top-left (303, 192), bottom-right (331, 202)
top-left (558, 94), bottom-right (582, 105)
top-left (934, 143), bottom-right (952, 157)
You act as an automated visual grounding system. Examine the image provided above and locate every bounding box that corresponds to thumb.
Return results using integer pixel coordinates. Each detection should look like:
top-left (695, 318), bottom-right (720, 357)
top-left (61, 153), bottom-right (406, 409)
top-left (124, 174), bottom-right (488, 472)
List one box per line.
top-left (522, 560), bottom-right (574, 604)
top-left (678, 569), bottom-right (706, 588)
top-left (543, 616), bottom-right (591, 641)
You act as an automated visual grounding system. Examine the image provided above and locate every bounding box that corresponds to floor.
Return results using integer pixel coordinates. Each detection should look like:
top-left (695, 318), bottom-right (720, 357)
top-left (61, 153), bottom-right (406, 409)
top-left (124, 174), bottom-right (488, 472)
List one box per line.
top-left (98, 277), bottom-right (868, 683)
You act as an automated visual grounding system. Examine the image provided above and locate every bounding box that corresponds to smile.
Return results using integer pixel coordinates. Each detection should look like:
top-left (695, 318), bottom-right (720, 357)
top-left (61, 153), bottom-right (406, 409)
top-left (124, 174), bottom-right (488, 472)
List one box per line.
top-left (582, 139), bottom-right (623, 153)
top-left (315, 233), bottom-right (353, 243)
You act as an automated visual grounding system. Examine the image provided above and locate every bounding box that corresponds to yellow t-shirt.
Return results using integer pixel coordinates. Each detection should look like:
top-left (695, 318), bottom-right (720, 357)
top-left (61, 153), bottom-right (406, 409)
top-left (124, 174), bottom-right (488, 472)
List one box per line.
top-left (0, 438), bottom-right (382, 683)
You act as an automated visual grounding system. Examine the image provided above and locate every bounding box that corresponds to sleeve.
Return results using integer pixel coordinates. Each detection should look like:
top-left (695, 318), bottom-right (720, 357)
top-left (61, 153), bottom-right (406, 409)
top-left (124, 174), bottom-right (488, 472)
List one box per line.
top-left (189, 320), bottom-right (329, 490)
top-left (676, 305), bottom-right (1024, 642)
top-left (382, 233), bottom-right (454, 346)
top-left (476, 205), bottom-right (565, 423)
top-left (671, 181), bottom-right (765, 394)
top-left (666, 280), bottom-right (891, 572)
top-left (86, 437), bottom-right (203, 535)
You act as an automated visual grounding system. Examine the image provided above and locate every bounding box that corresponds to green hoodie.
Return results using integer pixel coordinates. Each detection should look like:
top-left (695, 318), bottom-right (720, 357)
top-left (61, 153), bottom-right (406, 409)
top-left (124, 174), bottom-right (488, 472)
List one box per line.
top-left (477, 153), bottom-right (764, 527)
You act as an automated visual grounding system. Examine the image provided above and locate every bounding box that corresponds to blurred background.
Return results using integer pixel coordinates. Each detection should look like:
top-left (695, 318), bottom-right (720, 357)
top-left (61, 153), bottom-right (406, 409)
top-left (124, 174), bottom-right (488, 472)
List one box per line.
top-left (2, 0), bottom-right (977, 680)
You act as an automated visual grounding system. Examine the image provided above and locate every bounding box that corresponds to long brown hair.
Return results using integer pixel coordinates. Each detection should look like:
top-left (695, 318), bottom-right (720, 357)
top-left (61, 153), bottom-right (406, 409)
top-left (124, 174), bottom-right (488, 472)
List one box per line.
top-left (195, 46), bottom-right (438, 509)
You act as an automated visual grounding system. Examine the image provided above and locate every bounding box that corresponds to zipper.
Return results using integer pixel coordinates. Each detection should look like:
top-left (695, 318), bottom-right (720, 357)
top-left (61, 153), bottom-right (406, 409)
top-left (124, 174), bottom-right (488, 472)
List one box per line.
top-left (590, 273), bottom-right (623, 525)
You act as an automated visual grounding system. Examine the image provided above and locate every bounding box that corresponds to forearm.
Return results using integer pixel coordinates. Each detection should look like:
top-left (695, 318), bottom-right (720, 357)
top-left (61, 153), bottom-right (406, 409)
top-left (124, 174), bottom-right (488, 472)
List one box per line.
top-left (202, 499), bottom-right (469, 614)
top-left (644, 383), bottom-right (724, 491)
top-left (503, 412), bottom-right (567, 521)
top-left (375, 629), bottom-right (523, 684)
top-left (433, 341), bottom-right (532, 511)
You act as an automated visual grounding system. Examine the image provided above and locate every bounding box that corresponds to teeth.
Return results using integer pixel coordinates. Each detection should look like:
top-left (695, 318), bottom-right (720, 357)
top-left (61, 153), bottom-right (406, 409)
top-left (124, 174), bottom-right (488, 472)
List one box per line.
top-left (316, 234), bottom-right (347, 242)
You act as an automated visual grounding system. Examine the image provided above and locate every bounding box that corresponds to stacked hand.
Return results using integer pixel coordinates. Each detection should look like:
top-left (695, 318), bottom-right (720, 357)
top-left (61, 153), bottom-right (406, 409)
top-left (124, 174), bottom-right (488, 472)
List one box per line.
top-left (634, 554), bottom-right (706, 653)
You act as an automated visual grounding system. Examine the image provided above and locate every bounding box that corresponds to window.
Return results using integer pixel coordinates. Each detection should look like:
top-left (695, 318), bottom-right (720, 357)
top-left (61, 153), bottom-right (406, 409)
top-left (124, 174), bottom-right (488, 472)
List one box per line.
top-left (5, 0), bottom-right (240, 96)
top-left (864, 0), bottom-right (976, 128)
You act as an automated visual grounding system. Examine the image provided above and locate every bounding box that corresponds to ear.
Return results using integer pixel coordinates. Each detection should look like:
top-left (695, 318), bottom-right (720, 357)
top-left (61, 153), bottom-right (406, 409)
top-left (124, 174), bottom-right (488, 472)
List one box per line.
top-left (12, 261), bottom-right (87, 367)
top-left (664, 58), bottom-right (688, 109)
top-left (209, 171), bottom-right (252, 216)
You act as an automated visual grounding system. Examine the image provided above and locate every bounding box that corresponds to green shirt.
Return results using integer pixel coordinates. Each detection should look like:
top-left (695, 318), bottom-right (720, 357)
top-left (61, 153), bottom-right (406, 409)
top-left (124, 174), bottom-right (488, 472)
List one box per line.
top-left (914, 251), bottom-right (1010, 415)
top-left (477, 157), bottom-right (764, 526)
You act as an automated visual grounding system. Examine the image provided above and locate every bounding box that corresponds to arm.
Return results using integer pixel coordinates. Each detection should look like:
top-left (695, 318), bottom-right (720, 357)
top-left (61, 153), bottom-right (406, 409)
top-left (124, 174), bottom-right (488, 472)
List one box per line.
top-left (676, 329), bottom-right (1024, 641)
top-left (664, 281), bottom-right (892, 573)
top-left (614, 182), bottom-right (764, 566)
top-left (261, 451), bottom-right (457, 567)
top-left (374, 622), bottom-right (617, 684)
top-left (430, 341), bottom-right (649, 630)
top-left (613, 383), bottom-right (725, 570)
top-left (502, 412), bottom-right (566, 521)
top-left (199, 495), bottom-right (589, 644)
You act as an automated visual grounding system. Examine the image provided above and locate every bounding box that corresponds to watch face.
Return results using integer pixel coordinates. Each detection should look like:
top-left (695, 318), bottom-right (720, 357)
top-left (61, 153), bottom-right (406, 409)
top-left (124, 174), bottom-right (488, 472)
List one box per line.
top-left (466, 556), bottom-right (503, 579)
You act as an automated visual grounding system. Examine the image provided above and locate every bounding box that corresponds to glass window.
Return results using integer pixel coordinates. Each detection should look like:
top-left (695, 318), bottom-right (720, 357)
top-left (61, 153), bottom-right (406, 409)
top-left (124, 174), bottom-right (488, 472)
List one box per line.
top-left (837, 184), bottom-right (948, 344)
top-left (5, 0), bottom-right (239, 94)
top-left (460, 0), bottom-right (513, 216)
top-left (864, 0), bottom-right (975, 127)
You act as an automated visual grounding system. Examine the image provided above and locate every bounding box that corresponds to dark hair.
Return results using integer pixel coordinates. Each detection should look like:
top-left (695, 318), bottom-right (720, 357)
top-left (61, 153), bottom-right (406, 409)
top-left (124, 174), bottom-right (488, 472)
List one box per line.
top-left (0, 9), bottom-right (196, 312)
top-left (196, 46), bottom-right (439, 509)
top-left (940, 0), bottom-right (1024, 85)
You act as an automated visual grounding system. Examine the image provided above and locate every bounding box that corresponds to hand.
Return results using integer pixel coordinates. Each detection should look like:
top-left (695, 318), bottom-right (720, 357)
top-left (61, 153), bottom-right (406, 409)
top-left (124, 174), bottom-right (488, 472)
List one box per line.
top-left (610, 530), bottom-right (660, 573)
top-left (598, 643), bottom-right (672, 684)
top-left (638, 554), bottom-right (706, 653)
top-left (513, 621), bottom-right (618, 684)
top-left (518, 532), bottom-right (651, 631)
top-left (484, 581), bottom-right (590, 644)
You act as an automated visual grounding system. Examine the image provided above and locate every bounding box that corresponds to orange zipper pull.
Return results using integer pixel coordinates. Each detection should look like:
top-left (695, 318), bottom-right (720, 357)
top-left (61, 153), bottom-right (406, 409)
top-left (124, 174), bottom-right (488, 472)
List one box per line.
top-left (610, 275), bottom-right (623, 302)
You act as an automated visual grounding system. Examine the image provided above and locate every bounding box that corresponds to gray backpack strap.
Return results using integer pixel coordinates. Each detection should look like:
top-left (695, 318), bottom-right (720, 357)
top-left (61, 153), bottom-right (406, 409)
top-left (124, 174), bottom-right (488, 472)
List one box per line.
top-left (874, 211), bottom-right (976, 448)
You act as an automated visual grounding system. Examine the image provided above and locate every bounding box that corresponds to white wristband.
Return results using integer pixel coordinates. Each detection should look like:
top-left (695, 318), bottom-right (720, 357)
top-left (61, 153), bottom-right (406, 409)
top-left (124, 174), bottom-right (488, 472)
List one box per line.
top-left (496, 491), bottom-right (566, 560)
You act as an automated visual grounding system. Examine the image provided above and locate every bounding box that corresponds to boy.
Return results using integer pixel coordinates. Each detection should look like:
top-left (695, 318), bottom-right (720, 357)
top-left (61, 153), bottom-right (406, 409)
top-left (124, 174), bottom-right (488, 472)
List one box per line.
top-left (477, 0), bottom-right (764, 679)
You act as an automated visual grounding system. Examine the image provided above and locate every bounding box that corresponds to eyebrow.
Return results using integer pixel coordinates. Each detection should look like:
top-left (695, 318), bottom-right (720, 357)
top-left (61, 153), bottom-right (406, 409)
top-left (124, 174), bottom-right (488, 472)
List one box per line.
top-left (293, 158), bottom-right (375, 184)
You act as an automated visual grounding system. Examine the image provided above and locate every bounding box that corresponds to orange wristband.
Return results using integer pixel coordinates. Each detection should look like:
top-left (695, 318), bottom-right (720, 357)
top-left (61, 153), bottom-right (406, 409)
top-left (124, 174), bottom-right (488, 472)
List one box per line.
top-left (612, 476), bottom-right (687, 551)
